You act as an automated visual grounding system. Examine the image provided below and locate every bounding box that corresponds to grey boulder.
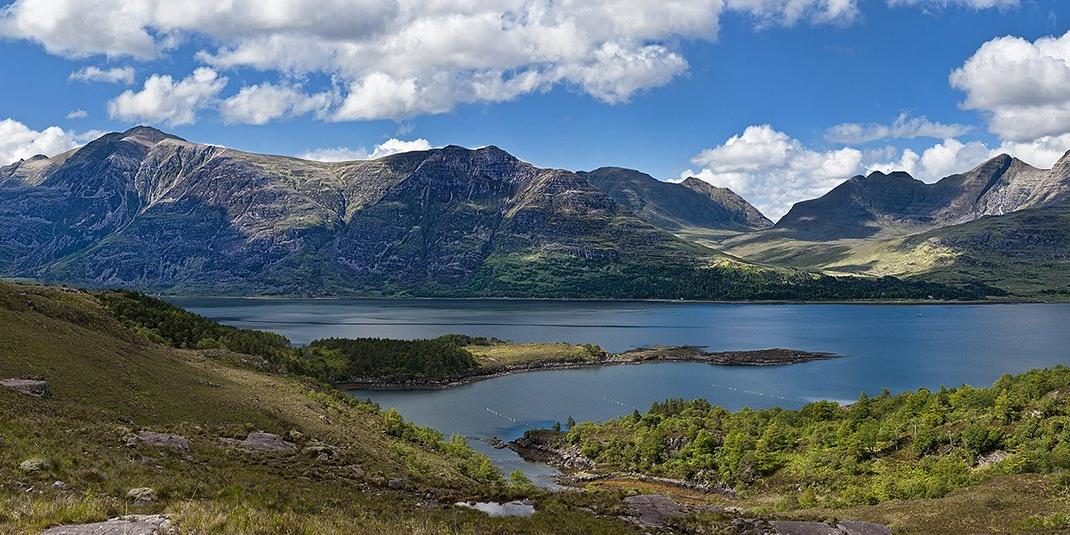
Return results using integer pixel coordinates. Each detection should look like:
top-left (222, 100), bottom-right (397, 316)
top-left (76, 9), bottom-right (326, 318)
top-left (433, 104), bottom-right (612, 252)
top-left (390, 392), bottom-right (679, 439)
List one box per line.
top-left (40, 514), bottom-right (175, 535)
top-left (1, 378), bottom-right (51, 398)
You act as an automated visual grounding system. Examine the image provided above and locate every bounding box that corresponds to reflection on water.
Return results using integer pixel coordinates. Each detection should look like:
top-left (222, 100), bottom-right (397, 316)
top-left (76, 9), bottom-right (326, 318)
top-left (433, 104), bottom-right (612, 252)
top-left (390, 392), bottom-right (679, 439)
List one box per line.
top-left (172, 297), bottom-right (1070, 484)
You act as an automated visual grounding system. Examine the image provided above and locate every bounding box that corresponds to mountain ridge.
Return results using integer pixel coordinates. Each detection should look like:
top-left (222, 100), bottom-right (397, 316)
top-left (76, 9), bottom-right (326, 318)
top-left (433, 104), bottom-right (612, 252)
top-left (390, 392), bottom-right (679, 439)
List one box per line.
top-left (772, 152), bottom-right (1069, 239)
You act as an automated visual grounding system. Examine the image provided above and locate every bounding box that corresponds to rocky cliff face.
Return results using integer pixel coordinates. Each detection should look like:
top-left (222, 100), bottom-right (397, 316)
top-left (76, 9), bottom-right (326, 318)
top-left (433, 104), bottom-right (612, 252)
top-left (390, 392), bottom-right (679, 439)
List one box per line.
top-left (580, 167), bottom-right (772, 232)
top-left (774, 153), bottom-right (1070, 239)
top-left (0, 127), bottom-right (708, 295)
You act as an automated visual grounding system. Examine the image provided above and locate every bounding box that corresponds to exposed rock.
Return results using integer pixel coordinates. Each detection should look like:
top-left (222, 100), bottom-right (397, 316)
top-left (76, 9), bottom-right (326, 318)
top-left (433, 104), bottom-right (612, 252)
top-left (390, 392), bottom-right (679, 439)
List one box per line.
top-left (129, 431), bottom-right (189, 450)
top-left (622, 494), bottom-right (690, 527)
top-left (976, 449), bottom-right (1009, 468)
top-left (1, 378), bottom-right (51, 398)
top-left (770, 520), bottom-right (892, 535)
top-left (242, 431), bottom-right (297, 452)
top-left (387, 477), bottom-right (409, 489)
top-left (125, 487), bottom-right (157, 504)
top-left (302, 444), bottom-right (338, 462)
top-left (41, 514), bottom-right (175, 535)
top-left (52, 481), bottom-right (66, 489)
top-left (18, 457), bottom-right (52, 473)
top-left (508, 432), bottom-right (594, 470)
top-left (343, 464), bottom-right (366, 479)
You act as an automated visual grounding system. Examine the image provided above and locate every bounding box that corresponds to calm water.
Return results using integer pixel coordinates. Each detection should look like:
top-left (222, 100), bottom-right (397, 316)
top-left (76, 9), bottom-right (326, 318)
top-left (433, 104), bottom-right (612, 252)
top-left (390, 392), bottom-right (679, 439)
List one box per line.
top-left (171, 297), bottom-right (1070, 485)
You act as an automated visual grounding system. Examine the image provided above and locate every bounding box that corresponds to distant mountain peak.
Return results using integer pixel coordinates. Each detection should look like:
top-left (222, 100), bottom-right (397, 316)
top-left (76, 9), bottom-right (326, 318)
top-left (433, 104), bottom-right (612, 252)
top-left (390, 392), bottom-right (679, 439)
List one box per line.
top-left (581, 167), bottom-right (772, 232)
top-left (119, 125), bottom-right (185, 146)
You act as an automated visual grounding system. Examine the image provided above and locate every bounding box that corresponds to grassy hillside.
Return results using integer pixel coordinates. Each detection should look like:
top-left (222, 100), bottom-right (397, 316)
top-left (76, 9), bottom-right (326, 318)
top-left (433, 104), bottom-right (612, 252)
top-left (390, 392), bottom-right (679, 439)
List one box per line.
top-left (0, 282), bottom-right (636, 533)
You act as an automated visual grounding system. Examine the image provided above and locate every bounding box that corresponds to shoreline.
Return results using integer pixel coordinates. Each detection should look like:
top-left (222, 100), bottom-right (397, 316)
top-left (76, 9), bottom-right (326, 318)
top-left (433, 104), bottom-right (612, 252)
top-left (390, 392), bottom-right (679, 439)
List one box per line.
top-left (5, 278), bottom-right (1054, 305)
top-left (340, 347), bottom-right (839, 391)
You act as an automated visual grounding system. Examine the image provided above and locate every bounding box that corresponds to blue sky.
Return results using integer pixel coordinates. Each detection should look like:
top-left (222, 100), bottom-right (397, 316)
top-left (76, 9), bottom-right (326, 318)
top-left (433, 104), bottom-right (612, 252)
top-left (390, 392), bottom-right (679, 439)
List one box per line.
top-left (0, 0), bottom-right (1067, 218)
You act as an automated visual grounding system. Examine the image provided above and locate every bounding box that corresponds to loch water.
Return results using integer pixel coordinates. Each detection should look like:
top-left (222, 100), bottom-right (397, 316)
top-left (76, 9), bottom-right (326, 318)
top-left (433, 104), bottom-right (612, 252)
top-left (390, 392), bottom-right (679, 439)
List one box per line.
top-left (171, 297), bottom-right (1070, 485)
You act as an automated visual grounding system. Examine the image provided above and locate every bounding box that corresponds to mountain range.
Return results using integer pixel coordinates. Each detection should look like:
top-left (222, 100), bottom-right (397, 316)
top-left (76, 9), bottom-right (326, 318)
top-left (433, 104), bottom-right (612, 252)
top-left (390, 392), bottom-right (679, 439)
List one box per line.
top-left (2, 126), bottom-right (1065, 299)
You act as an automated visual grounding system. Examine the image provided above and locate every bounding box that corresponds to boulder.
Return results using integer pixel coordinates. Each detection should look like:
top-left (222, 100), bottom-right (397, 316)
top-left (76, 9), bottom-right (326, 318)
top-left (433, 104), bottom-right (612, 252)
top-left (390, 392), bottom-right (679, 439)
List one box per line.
top-left (18, 457), bottom-right (52, 473)
top-left (387, 477), bottom-right (409, 489)
top-left (242, 431), bottom-right (297, 452)
top-left (770, 520), bottom-right (892, 535)
top-left (126, 487), bottom-right (157, 505)
top-left (130, 431), bottom-right (189, 450)
top-left (623, 494), bottom-right (689, 527)
top-left (41, 514), bottom-right (175, 535)
top-left (302, 444), bottom-right (338, 462)
top-left (1, 378), bottom-right (51, 398)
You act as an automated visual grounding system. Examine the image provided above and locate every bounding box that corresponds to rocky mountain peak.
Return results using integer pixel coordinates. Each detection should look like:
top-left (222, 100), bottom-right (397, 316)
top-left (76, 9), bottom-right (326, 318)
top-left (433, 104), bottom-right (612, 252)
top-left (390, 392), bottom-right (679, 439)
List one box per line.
top-left (119, 126), bottom-right (184, 147)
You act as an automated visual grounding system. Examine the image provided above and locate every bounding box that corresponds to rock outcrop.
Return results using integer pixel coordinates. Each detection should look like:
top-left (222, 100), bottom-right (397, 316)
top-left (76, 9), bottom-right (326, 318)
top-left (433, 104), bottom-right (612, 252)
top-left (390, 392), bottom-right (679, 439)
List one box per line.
top-left (125, 487), bottom-right (157, 504)
top-left (41, 514), bottom-right (175, 535)
top-left (1, 378), bottom-right (51, 398)
top-left (129, 431), bottom-right (189, 450)
top-left (241, 431), bottom-right (297, 452)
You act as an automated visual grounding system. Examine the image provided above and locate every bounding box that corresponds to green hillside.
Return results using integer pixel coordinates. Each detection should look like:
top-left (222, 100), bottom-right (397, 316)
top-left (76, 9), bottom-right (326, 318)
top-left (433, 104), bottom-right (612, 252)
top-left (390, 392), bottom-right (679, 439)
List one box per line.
top-left (0, 282), bottom-right (634, 533)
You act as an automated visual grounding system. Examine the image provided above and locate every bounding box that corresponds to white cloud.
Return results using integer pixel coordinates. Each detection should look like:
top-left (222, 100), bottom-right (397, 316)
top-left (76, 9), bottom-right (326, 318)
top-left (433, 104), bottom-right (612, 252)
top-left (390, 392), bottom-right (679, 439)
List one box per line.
top-left (0, 0), bottom-right (1028, 124)
top-left (65, 109), bottom-right (88, 119)
top-left (866, 138), bottom-right (994, 181)
top-left (219, 83), bottom-right (333, 125)
top-left (683, 125), bottom-right (863, 219)
top-left (826, 113), bottom-right (971, 144)
top-left (299, 138), bottom-right (432, 162)
top-left (996, 134), bottom-right (1070, 169)
top-left (69, 65), bottom-right (135, 84)
top-left (887, 0), bottom-right (1019, 10)
top-left (107, 68), bottom-right (227, 126)
top-left (950, 30), bottom-right (1070, 143)
top-left (0, 118), bottom-right (80, 165)
top-left (726, 0), bottom-right (860, 27)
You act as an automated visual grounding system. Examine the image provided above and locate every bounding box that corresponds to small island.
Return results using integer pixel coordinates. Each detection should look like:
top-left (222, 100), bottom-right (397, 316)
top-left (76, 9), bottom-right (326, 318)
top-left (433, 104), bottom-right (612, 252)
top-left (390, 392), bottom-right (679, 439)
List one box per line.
top-left (338, 340), bottom-right (838, 390)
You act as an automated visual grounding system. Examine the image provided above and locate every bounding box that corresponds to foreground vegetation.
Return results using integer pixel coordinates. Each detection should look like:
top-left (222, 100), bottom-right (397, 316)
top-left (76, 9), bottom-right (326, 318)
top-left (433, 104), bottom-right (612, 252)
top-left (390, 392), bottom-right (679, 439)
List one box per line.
top-left (538, 366), bottom-right (1070, 525)
top-left (0, 282), bottom-right (636, 533)
top-left (5, 282), bottom-right (1069, 533)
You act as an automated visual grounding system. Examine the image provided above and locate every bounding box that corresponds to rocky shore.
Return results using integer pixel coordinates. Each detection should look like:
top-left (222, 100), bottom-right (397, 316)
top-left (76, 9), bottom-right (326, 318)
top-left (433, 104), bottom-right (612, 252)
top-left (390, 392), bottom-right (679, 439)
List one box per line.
top-left (340, 346), bottom-right (838, 390)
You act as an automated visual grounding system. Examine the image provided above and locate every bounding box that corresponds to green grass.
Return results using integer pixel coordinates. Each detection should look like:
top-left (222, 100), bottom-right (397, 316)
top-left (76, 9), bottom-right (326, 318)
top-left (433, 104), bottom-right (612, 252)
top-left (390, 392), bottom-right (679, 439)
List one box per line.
top-left (465, 342), bottom-right (604, 366)
top-left (0, 282), bottom-right (638, 533)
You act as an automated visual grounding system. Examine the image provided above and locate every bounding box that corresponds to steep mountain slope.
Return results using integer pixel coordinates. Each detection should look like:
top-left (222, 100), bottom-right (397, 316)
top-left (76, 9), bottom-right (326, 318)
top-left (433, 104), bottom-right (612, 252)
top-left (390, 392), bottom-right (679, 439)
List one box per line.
top-left (579, 167), bottom-right (771, 235)
top-left (771, 153), bottom-right (1066, 240)
top-left (0, 126), bottom-right (978, 300)
top-left (1, 127), bottom-right (705, 295)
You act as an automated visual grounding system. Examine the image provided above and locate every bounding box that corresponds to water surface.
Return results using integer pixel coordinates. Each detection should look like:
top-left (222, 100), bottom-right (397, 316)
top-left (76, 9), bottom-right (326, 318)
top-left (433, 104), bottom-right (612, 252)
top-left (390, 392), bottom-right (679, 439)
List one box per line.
top-left (171, 298), bottom-right (1070, 485)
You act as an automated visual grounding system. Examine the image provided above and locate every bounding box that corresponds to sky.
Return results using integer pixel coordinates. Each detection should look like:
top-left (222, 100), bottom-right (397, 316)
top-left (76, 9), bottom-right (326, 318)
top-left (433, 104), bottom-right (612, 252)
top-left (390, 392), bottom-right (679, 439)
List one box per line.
top-left (0, 0), bottom-right (1068, 220)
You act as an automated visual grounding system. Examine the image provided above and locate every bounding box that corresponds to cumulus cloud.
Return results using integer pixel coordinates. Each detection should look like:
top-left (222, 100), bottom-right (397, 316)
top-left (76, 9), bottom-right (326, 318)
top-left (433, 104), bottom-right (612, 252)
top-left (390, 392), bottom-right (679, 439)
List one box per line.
top-left (950, 30), bottom-right (1070, 143)
top-left (219, 83), bottom-right (334, 125)
top-left (826, 113), bottom-right (971, 144)
top-left (726, 0), bottom-right (860, 27)
top-left (0, 118), bottom-right (81, 165)
top-left (69, 65), bottom-right (135, 84)
top-left (299, 138), bottom-right (433, 162)
top-left (866, 138), bottom-right (994, 181)
top-left (65, 109), bottom-right (88, 119)
top-left (887, 0), bottom-right (1019, 10)
top-left (107, 68), bottom-right (227, 126)
top-left (682, 125), bottom-right (863, 219)
top-left (996, 134), bottom-right (1070, 169)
